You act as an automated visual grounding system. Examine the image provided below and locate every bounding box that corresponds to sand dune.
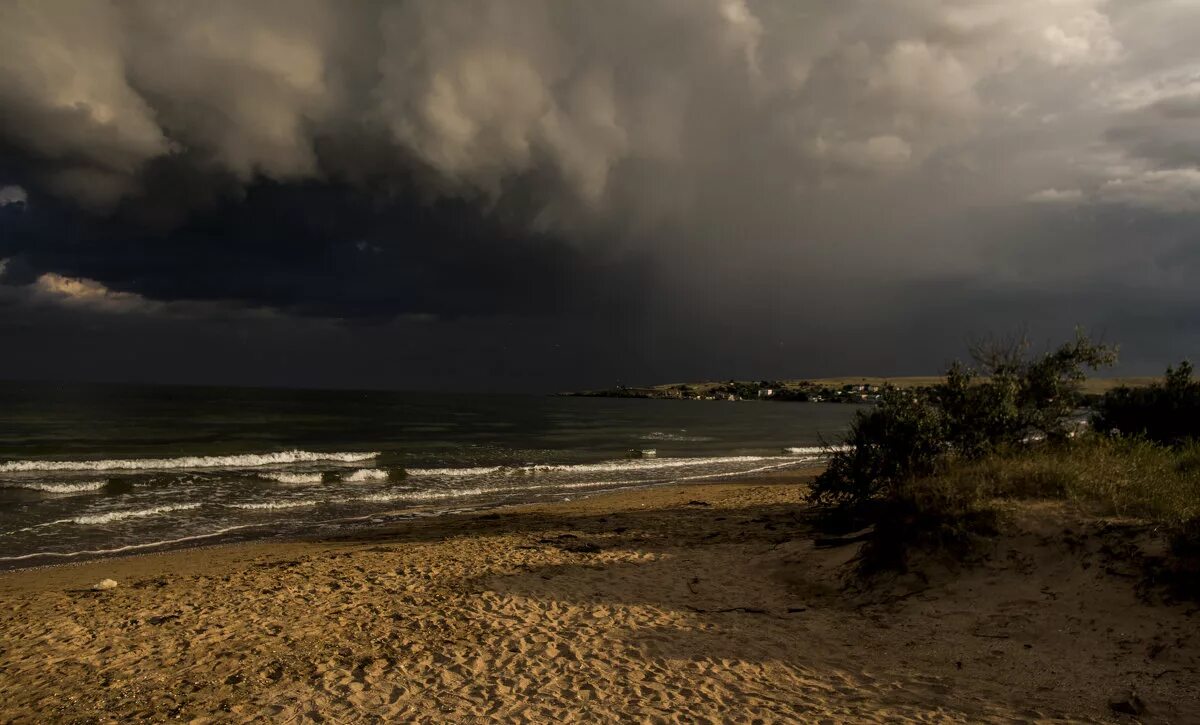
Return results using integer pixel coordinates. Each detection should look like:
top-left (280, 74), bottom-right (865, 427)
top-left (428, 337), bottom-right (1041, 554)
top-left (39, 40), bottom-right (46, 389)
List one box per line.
top-left (1, 474), bottom-right (1197, 722)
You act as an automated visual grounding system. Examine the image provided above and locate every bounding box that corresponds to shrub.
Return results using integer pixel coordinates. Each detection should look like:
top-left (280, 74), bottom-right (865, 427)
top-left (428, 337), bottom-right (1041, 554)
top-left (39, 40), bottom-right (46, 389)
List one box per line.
top-left (807, 332), bottom-right (1200, 583)
top-left (1094, 361), bottom-right (1200, 445)
top-left (810, 331), bottom-right (1116, 509)
top-left (808, 388), bottom-right (946, 506)
top-left (916, 437), bottom-right (1200, 524)
top-left (859, 472), bottom-right (1001, 573)
top-left (853, 436), bottom-right (1200, 574)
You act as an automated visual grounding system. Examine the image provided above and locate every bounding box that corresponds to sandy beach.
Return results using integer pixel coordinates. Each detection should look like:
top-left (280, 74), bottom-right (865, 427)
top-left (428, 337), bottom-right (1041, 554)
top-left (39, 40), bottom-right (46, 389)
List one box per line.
top-left (2, 469), bottom-right (1197, 723)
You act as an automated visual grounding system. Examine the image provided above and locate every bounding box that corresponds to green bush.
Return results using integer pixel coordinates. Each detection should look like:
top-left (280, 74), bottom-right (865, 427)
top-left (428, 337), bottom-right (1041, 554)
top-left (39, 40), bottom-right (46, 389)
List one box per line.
top-left (914, 437), bottom-right (1200, 524)
top-left (806, 331), bottom-right (1200, 582)
top-left (810, 331), bottom-right (1117, 509)
top-left (1095, 361), bottom-right (1200, 445)
top-left (808, 388), bottom-right (946, 506)
top-left (853, 436), bottom-right (1200, 573)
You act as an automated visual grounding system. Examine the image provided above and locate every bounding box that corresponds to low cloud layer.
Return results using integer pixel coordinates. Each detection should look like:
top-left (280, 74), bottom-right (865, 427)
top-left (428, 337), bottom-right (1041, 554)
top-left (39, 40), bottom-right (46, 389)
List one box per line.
top-left (5, 0), bottom-right (1190, 221)
top-left (2, 0), bottom-right (1199, 387)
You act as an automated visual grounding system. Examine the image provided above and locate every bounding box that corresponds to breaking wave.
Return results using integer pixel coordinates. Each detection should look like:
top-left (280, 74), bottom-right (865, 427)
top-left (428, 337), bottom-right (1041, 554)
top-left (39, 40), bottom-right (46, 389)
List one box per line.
top-left (7, 503), bottom-right (208, 535)
top-left (231, 500), bottom-right (319, 511)
top-left (344, 468), bottom-right (390, 482)
top-left (3, 480), bottom-right (107, 494)
top-left (357, 487), bottom-right (486, 503)
top-left (0, 450), bottom-right (379, 473)
top-left (259, 472), bottom-right (324, 484)
top-left (515, 456), bottom-right (774, 474)
top-left (404, 466), bottom-right (502, 477)
top-left (408, 455), bottom-right (777, 478)
top-left (70, 503), bottom-right (202, 525)
top-left (357, 456), bottom-right (819, 504)
top-left (783, 445), bottom-right (850, 455)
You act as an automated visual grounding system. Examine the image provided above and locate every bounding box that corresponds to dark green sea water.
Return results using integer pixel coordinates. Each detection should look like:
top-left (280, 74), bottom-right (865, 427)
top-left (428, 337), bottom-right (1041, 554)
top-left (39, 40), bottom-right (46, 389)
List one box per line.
top-left (0, 381), bottom-right (856, 567)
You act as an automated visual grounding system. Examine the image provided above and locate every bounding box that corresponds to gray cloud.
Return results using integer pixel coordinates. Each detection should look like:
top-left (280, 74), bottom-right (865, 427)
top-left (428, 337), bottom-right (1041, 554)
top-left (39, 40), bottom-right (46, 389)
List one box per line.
top-left (2, 0), bottom-right (1200, 387)
top-left (0, 0), bottom-right (1158, 220)
top-left (0, 185), bottom-right (26, 206)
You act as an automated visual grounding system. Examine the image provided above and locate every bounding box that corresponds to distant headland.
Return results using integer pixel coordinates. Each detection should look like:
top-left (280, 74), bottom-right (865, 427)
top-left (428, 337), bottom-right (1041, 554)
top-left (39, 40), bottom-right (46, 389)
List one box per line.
top-left (561, 376), bottom-right (1158, 403)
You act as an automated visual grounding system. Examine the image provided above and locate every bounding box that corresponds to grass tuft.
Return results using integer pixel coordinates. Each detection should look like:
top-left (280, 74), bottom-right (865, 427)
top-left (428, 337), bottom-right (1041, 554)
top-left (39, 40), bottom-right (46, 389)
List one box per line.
top-left (934, 437), bottom-right (1200, 524)
top-left (856, 436), bottom-right (1200, 576)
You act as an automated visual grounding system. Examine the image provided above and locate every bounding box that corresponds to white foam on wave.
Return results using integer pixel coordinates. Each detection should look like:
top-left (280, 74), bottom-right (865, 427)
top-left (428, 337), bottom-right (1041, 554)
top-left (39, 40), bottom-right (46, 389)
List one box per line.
top-left (71, 503), bottom-right (202, 525)
top-left (1, 455), bottom-right (824, 563)
top-left (3, 480), bottom-right (107, 494)
top-left (673, 458), bottom-right (814, 482)
top-left (783, 445), bottom-right (850, 455)
top-left (356, 487), bottom-right (487, 504)
top-left (405, 466), bottom-right (501, 477)
top-left (344, 468), bottom-right (389, 482)
top-left (518, 455), bottom-right (779, 474)
top-left (4, 502), bottom-right (205, 536)
top-left (0, 450), bottom-right (379, 473)
top-left (408, 455), bottom-right (775, 479)
top-left (259, 472), bottom-right (323, 484)
top-left (231, 500), bottom-right (319, 511)
top-left (533, 457), bottom-right (819, 492)
top-left (0, 524), bottom-right (259, 563)
top-left (513, 477), bottom-right (650, 494)
top-left (360, 455), bottom-right (823, 505)
top-left (528, 458), bottom-right (819, 498)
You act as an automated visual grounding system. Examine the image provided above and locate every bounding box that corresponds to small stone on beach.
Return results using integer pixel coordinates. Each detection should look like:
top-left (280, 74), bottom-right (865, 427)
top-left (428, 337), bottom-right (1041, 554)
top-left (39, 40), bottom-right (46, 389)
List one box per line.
top-left (92, 579), bottom-right (118, 591)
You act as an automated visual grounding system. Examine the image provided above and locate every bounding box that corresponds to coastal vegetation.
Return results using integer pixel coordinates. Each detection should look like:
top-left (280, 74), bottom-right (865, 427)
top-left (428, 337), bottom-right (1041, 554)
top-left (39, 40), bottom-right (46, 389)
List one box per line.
top-left (1094, 361), bottom-right (1200, 445)
top-left (811, 331), bottom-right (1119, 507)
top-left (810, 333), bottom-right (1200, 595)
top-left (858, 439), bottom-right (1200, 581)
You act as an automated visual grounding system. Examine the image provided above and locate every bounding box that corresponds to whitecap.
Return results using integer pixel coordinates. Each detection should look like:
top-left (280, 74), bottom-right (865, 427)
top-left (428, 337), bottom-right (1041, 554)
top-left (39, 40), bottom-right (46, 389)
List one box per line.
top-left (3, 480), bottom-right (107, 494)
top-left (356, 487), bottom-right (486, 503)
top-left (405, 466), bottom-right (502, 477)
top-left (408, 456), bottom-right (776, 479)
top-left (510, 455), bottom-right (775, 475)
top-left (4, 502), bottom-right (206, 535)
top-left (0, 450), bottom-right (379, 473)
top-left (259, 472), bottom-right (323, 484)
top-left (231, 500), bottom-right (319, 511)
top-left (71, 503), bottom-right (202, 525)
top-left (344, 468), bottom-right (389, 482)
top-left (782, 445), bottom-right (850, 455)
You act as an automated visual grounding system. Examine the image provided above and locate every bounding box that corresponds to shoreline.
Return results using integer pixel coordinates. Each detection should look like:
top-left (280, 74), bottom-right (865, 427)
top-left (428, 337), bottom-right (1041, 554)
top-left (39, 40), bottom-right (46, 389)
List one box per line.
top-left (0, 464), bottom-right (825, 575)
top-left (0, 454), bottom-right (829, 573)
top-left (3, 467), bottom-right (1197, 721)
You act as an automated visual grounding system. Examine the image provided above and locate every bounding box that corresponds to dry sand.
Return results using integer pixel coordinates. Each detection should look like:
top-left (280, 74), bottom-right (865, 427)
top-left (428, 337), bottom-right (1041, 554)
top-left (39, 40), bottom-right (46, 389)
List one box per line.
top-left (1, 470), bottom-right (1197, 723)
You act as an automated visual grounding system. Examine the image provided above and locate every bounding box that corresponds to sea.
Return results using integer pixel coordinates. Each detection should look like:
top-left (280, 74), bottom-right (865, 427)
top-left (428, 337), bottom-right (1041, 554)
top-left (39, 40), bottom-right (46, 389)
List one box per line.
top-left (0, 382), bottom-right (858, 569)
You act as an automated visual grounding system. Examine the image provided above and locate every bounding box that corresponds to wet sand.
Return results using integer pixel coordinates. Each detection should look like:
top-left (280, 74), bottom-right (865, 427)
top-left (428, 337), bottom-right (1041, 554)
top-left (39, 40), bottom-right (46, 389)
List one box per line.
top-left (1, 469), bottom-right (1197, 722)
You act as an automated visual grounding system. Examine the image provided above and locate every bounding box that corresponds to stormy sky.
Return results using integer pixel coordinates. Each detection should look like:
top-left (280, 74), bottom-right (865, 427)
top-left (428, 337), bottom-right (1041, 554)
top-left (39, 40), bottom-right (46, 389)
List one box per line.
top-left (1, 0), bottom-right (1199, 391)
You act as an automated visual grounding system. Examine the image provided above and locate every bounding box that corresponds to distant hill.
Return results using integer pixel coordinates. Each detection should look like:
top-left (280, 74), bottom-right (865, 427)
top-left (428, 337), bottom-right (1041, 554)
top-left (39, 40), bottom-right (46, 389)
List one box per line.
top-left (563, 376), bottom-right (1158, 401)
top-left (807, 376), bottom-right (1159, 395)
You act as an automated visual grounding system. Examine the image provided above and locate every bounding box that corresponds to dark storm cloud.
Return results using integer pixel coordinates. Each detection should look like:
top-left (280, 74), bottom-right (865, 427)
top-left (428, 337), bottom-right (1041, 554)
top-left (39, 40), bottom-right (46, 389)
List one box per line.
top-left (0, 0), bottom-right (1150, 225)
top-left (2, 0), bottom-right (1200, 388)
top-left (0, 179), bottom-right (650, 320)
